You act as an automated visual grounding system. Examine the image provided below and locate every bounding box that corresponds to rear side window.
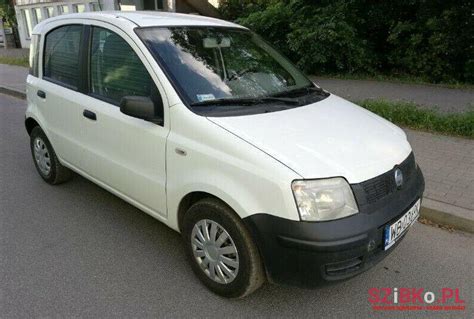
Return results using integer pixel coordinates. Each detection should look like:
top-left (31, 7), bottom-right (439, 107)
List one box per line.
top-left (43, 25), bottom-right (82, 89)
top-left (29, 34), bottom-right (40, 77)
top-left (90, 26), bottom-right (158, 105)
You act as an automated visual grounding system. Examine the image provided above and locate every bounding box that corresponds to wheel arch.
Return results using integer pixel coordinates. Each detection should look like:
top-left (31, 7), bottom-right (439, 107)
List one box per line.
top-left (169, 175), bottom-right (292, 233)
top-left (177, 191), bottom-right (237, 233)
top-left (25, 117), bottom-right (40, 135)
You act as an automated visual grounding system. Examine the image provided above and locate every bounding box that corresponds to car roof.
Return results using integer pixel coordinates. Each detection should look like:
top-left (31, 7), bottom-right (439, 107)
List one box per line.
top-left (34, 11), bottom-right (246, 33)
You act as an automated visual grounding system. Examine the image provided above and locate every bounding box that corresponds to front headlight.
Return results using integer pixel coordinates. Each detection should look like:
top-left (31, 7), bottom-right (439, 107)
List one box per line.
top-left (291, 177), bottom-right (359, 221)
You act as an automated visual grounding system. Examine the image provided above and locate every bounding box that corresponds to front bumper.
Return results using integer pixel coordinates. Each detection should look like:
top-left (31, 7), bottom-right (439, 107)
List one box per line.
top-left (243, 166), bottom-right (425, 288)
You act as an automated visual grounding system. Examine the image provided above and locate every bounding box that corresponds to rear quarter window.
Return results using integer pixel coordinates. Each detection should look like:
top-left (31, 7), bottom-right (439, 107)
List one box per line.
top-left (43, 25), bottom-right (82, 89)
top-left (29, 34), bottom-right (40, 77)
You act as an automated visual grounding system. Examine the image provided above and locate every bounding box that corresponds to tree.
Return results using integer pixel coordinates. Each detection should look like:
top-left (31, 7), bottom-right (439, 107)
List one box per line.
top-left (0, 0), bottom-right (21, 47)
top-left (219, 0), bottom-right (474, 83)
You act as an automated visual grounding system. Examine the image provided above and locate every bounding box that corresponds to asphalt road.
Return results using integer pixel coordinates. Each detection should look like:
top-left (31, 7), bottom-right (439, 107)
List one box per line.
top-left (1, 93), bottom-right (473, 318)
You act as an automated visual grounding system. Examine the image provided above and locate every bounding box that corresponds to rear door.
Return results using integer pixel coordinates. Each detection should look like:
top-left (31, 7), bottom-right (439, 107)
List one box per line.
top-left (35, 23), bottom-right (89, 169)
top-left (76, 23), bottom-right (169, 219)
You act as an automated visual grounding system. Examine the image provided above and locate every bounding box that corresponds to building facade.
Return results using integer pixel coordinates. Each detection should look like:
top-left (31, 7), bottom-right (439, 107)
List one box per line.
top-left (14, 0), bottom-right (219, 48)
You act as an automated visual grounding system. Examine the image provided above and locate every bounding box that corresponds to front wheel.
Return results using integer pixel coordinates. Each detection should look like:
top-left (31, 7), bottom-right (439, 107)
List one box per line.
top-left (182, 198), bottom-right (265, 298)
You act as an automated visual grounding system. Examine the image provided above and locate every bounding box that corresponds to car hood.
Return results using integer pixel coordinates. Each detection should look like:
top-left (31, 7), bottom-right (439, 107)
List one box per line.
top-left (207, 94), bottom-right (412, 183)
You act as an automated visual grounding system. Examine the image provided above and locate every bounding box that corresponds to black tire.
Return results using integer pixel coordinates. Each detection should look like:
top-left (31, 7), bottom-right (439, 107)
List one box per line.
top-left (30, 126), bottom-right (73, 185)
top-left (182, 198), bottom-right (265, 298)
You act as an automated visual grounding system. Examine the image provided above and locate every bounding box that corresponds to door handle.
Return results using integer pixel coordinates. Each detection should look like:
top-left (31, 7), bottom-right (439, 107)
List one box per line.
top-left (37, 90), bottom-right (46, 98)
top-left (83, 109), bottom-right (97, 121)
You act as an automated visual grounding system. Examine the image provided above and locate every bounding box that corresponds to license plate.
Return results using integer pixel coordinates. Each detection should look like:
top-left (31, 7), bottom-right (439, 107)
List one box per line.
top-left (384, 199), bottom-right (420, 250)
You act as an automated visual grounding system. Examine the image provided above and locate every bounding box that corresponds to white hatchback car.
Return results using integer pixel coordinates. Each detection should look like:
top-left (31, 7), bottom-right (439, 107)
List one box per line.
top-left (26, 11), bottom-right (424, 298)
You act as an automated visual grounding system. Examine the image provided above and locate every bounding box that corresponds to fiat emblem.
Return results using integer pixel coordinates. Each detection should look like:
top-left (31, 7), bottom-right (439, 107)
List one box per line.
top-left (394, 168), bottom-right (403, 188)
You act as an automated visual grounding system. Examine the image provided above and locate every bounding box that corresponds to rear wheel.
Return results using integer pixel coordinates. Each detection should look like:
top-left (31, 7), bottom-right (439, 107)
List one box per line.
top-left (182, 198), bottom-right (265, 298)
top-left (30, 126), bottom-right (73, 185)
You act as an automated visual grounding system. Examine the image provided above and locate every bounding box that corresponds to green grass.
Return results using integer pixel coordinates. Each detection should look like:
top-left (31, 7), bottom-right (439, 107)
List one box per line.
top-left (358, 99), bottom-right (474, 138)
top-left (313, 74), bottom-right (474, 90)
top-left (0, 56), bottom-right (29, 67)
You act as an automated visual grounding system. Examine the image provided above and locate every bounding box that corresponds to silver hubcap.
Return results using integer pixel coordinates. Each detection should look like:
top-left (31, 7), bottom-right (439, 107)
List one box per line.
top-left (191, 219), bottom-right (239, 284)
top-left (33, 137), bottom-right (51, 176)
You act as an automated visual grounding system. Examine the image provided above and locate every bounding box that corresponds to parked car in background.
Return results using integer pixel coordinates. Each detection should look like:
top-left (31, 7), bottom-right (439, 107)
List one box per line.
top-left (25, 12), bottom-right (424, 298)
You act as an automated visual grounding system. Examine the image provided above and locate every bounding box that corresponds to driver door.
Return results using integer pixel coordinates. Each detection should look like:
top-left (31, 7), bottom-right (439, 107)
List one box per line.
top-left (78, 24), bottom-right (169, 219)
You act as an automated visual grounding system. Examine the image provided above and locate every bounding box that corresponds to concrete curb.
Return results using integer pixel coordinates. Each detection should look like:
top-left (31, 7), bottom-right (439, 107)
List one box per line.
top-left (1, 85), bottom-right (472, 234)
top-left (0, 86), bottom-right (26, 99)
top-left (420, 199), bottom-right (474, 234)
top-left (420, 207), bottom-right (474, 233)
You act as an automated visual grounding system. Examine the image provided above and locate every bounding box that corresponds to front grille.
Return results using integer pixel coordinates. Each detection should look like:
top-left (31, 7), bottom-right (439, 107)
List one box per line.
top-left (361, 153), bottom-right (416, 204)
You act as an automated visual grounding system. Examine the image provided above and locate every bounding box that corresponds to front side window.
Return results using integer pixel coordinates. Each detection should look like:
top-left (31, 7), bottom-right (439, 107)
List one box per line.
top-left (90, 27), bottom-right (159, 106)
top-left (137, 27), bottom-right (318, 112)
top-left (43, 25), bottom-right (82, 88)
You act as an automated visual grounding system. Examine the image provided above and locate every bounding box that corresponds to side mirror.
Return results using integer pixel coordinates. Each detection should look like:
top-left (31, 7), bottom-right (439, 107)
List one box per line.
top-left (120, 96), bottom-right (163, 125)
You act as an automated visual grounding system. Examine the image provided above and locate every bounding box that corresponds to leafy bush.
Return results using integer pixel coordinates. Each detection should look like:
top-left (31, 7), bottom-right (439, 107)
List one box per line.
top-left (218, 0), bottom-right (271, 21)
top-left (236, 1), bottom-right (293, 56)
top-left (220, 0), bottom-right (474, 84)
top-left (386, 1), bottom-right (473, 83)
top-left (286, 1), bottom-right (373, 74)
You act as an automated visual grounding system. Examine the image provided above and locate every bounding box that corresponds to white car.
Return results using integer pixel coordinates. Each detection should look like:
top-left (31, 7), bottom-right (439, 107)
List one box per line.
top-left (25, 11), bottom-right (425, 298)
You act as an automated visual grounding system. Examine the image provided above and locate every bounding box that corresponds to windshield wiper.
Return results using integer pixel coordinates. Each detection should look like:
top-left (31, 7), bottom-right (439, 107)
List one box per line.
top-left (271, 85), bottom-right (328, 98)
top-left (190, 96), bottom-right (300, 107)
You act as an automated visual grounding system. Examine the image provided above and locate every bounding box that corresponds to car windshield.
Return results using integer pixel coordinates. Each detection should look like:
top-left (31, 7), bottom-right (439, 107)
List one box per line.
top-left (136, 27), bottom-right (317, 110)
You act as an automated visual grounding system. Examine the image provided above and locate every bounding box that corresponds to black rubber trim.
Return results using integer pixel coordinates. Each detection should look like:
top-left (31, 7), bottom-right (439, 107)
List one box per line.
top-left (78, 24), bottom-right (91, 94)
top-left (277, 233), bottom-right (368, 252)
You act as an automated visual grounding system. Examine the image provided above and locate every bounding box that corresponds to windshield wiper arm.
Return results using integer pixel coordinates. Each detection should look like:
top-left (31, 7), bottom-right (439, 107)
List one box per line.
top-left (190, 96), bottom-right (300, 107)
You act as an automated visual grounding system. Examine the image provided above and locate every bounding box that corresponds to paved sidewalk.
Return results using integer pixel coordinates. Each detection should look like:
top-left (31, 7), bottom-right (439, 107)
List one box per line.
top-left (407, 130), bottom-right (474, 210)
top-left (312, 76), bottom-right (474, 114)
top-left (0, 64), bottom-right (28, 98)
top-left (405, 129), bottom-right (474, 231)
